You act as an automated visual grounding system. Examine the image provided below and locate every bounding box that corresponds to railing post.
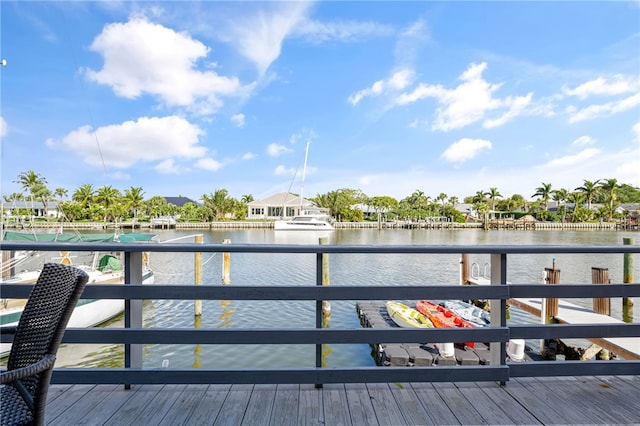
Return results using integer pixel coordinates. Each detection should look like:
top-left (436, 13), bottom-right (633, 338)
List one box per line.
top-left (315, 251), bottom-right (323, 388)
top-left (124, 250), bottom-right (143, 389)
top-left (490, 252), bottom-right (507, 384)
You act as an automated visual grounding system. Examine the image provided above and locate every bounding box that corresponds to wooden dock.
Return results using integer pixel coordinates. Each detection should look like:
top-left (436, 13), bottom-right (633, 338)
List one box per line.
top-left (467, 277), bottom-right (640, 360)
top-left (43, 376), bottom-right (640, 425)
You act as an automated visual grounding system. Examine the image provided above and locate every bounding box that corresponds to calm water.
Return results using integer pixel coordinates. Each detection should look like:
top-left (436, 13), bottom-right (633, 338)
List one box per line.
top-left (52, 228), bottom-right (639, 369)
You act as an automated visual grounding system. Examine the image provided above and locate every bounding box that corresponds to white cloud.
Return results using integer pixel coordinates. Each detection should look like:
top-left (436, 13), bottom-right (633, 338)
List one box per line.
top-left (155, 159), bottom-right (184, 174)
top-left (395, 62), bottom-right (531, 131)
top-left (542, 148), bottom-right (601, 168)
top-left (51, 116), bottom-right (206, 169)
top-left (242, 152), bottom-right (256, 160)
top-left (195, 157), bottom-right (223, 171)
top-left (274, 164), bottom-right (296, 176)
top-left (294, 18), bottom-right (393, 43)
top-left (633, 122), bottom-right (640, 143)
top-left (563, 75), bottom-right (639, 99)
top-left (571, 135), bottom-right (596, 147)
top-left (348, 69), bottom-right (415, 105)
top-left (568, 92), bottom-right (640, 123)
top-left (219, 2), bottom-right (313, 75)
top-left (0, 116), bottom-right (6, 137)
top-left (231, 113), bottom-right (246, 127)
top-left (483, 93), bottom-right (533, 129)
top-left (441, 138), bottom-right (492, 164)
top-left (267, 143), bottom-right (291, 157)
top-left (84, 17), bottom-right (249, 115)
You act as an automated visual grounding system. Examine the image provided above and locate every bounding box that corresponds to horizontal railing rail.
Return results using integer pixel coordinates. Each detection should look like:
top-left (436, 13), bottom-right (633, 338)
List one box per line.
top-left (1, 242), bottom-right (639, 386)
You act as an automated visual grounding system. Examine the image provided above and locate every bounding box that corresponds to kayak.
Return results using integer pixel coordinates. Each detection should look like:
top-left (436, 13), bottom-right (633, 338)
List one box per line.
top-left (416, 300), bottom-right (476, 348)
top-left (441, 300), bottom-right (491, 327)
top-left (386, 301), bottom-right (434, 328)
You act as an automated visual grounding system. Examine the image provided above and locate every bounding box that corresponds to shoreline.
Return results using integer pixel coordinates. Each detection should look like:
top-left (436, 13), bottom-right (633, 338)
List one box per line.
top-left (1, 220), bottom-right (628, 231)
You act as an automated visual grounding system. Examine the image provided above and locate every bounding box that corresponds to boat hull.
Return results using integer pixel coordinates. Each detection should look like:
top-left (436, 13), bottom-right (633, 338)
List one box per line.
top-left (416, 300), bottom-right (476, 348)
top-left (386, 301), bottom-right (433, 328)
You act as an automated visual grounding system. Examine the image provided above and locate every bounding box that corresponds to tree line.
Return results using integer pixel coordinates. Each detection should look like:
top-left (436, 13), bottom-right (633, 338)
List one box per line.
top-left (3, 170), bottom-right (640, 224)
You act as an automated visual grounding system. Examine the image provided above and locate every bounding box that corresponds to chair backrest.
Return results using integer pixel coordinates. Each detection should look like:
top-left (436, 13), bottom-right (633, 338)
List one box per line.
top-left (6, 263), bottom-right (89, 413)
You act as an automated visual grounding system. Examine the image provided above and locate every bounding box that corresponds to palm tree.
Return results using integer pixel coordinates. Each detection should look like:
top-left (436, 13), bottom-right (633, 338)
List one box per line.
top-left (598, 178), bottom-right (619, 221)
top-left (14, 170), bottom-right (47, 215)
top-left (241, 194), bottom-right (254, 204)
top-left (95, 185), bottom-right (122, 222)
top-left (553, 188), bottom-right (569, 223)
top-left (574, 179), bottom-right (601, 210)
top-left (436, 192), bottom-right (447, 214)
top-left (532, 182), bottom-right (553, 211)
top-left (72, 184), bottom-right (96, 210)
top-left (487, 187), bottom-right (502, 212)
top-left (124, 187), bottom-right (145, 220)
top-left (201, 189), bottom-right (235, 220)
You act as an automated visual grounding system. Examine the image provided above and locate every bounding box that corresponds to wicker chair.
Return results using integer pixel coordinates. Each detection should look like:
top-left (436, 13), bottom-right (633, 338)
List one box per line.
top-left (1, 263), bottom-right (89, 426)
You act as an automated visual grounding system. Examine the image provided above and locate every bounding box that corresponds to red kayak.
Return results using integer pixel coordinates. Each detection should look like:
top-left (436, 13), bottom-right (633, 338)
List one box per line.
top-left (416, 300), bottom-right (476, 348)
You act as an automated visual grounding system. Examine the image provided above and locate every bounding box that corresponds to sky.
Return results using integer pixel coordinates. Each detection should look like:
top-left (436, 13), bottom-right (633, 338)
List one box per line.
top-left (1, 1), bottom-right (639, 203)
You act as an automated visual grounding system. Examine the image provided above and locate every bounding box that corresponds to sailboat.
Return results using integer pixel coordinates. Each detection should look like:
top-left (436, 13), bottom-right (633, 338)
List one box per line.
top-left (1, 230), bottom-right (156, 356)
top-left (274, 142), bottom-right (334, 231)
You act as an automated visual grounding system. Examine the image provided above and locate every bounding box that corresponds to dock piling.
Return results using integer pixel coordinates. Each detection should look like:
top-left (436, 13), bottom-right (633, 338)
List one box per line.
top-left (194, 234), bottom-right (203, 316)
top-left (591, 267), bottom-right (610, 316)
top-left (222, 239), bottom-right (231, 284)
top-left (623, 237), bottom-right (634, 307)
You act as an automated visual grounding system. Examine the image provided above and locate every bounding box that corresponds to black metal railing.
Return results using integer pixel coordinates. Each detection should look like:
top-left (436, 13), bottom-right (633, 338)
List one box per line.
top-left (2, 242), bottom-right (639, 386)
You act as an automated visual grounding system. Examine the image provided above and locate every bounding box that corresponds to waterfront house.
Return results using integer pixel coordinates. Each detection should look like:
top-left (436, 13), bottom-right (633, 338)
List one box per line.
top-left (247, 192), bottom-right (320, 220)
top-left (1, 201), bottom-right (59, 219)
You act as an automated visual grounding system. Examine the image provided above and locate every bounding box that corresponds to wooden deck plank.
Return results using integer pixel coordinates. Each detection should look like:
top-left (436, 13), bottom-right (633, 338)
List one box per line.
top-left (241, 384), bottom-right (276, 426)
top-left (434, 382), bottom-right (487, 425)
top-left (45, 384), bottom-right (96, 424)
top-left (322, 384), bottom-right (351, 426)
top-left (473, 381), bottom-right (543, 425)
top-left (268, 384), bottom-right (299, 426)
top-left (388, 382), bottom-right (435, 425)
top-left (156, 384), bottom-right (209, 426)
top-left (365, 383), bottom-right (406, 425)
top-left (130, 384), bottom-right (187, 426)
top-left (298, 384), bottom-right (324, 426)
top-left (48, 384), bottom-right (119, 426)
top-left (344, 383), bottom-right (379, 426)
top-left (214, 384), bottom-right (253, 426)
top-left (184, 384), bottom-right (231, 425)
top-left (453, 381), bottom-right (518, 425)
top-left (517, 376), bottom-right (613, 424)
top-left (102, 385), bottom-right (164, 426)
top-left (410, 382), bottom-right (461, 425)
top-left (42, 376), bottom-right (640, 426)
top-left (531, 376), bottom-right (640, 425)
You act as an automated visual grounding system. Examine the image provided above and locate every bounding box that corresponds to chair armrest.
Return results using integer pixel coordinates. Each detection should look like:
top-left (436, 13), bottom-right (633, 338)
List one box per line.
top-left (0, 325), bottom-right (17, 335)
top-left (0, 354), bottom-right (56, 385)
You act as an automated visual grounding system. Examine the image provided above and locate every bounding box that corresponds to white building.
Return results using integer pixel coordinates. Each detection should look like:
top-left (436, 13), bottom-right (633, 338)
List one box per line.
top-left (247, 192), bottom-right (322, 220)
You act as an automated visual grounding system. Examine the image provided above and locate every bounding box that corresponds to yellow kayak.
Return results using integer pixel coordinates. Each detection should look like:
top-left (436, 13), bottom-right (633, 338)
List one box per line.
top-left (386, 301), bottom-right (434, 328)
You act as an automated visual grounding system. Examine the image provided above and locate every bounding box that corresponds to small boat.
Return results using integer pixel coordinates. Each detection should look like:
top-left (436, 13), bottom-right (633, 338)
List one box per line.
top-left (1, 231), bottom-right (156, 357)
top-left (441, 300), bottom-right (491, 328)
top-left (274, 212), bottom-right (334, 230)
top-left (385, 301), bottom-right (433, 328)
top-left (416, 300), bottom-right (476, 348)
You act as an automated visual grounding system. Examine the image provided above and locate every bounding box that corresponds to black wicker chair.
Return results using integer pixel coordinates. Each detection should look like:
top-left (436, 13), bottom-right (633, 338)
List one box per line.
top-left (1, 263), bottom-right (89, 426)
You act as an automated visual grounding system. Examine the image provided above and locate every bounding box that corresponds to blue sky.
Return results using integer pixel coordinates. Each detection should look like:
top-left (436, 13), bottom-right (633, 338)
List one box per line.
top-left (1, 1), bottom-right (639, 203)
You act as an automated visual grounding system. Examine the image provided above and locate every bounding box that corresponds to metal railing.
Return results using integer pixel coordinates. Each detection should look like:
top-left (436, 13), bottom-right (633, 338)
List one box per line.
top-left (2, 242), bottom-right (639, 386)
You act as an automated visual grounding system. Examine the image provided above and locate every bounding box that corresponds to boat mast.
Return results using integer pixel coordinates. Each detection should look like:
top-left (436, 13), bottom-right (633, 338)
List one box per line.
top-left (300, 141), bottom-right (310, 215)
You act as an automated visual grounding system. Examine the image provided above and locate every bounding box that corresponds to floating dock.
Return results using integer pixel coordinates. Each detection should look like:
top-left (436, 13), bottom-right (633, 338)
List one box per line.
top-left (355, 301), bottom-right (538, 366)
